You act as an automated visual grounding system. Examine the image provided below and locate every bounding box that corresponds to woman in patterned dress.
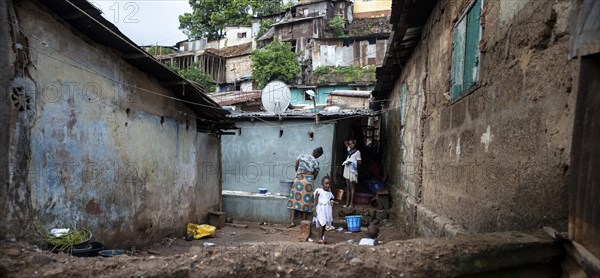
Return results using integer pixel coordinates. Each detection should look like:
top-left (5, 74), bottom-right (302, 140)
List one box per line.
top-left (287, 147), bottom-right (324, 228)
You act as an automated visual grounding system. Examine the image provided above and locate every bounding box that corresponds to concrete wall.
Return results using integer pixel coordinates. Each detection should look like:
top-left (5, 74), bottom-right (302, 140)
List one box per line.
top-left (382, 0), bottom-right (578, 238)
top-left (0, 0), bottom-right (222, 247)
top-left (225, 55), bottom-right (252, 84)
top-left (221, 120), bottom-right (334, 193)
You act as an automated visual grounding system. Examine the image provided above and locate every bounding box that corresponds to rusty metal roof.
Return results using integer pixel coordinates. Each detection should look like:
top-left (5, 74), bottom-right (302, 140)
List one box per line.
top-left (272, 15), bottom-right (324, 27)
top-left (372, 0), bottom-right (437, 98)
top-left (38, 0), bottom-right (235, 131)
top-left (328, 90), bottom-right (372, 97)
top-left (204, 43), bottom-right (253, 58)
top-left (228, 109), bottom-right (376, 119)
top-left (209, 91), bottom-right (262, 106)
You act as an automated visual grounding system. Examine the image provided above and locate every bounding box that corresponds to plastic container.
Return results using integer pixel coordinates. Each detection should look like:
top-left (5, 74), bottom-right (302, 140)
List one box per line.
top-left (70, 244), bottom-right (92, 257)
top-left (368, 182), bottom-right (386, 195)
top-left (87, 242), bottom-right (105, 257)
top-left (346, 215), bottom-right (361, 232)
top-left (279, 180), bottom-right (293, 195)
top-left (258, 188), bottom-right (268, 194)
top-left (354, 192), bottom-right (374, 204)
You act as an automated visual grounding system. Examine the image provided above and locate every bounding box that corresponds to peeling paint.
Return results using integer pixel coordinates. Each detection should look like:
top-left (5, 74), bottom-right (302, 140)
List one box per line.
top-left (455, 137), bottom-right (461, 162)
top-left (480, 125), bottom-right (493, 153)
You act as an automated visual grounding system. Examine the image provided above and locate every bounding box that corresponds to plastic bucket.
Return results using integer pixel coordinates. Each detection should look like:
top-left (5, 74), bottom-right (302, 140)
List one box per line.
top-left (279, 180), bottom-right (293, 195)
top-left (368, 182), bottom-right (386, 195)
top-left (346, 215), bottom-right (361, 232)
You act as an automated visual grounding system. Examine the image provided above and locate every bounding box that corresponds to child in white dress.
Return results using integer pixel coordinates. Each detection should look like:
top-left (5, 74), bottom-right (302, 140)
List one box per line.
top-left (314, 176), bottom-right (334, 244)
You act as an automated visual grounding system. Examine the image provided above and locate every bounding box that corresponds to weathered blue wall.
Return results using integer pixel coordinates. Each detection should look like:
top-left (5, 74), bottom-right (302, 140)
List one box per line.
top-left (221, 119), bottom-right (334, 222)
top-left (290, 85), bottom-right (374, 106)
top-left (221, 120), bottom-right (334, 193)
top-left (1, 0), bottom-right (221, 247)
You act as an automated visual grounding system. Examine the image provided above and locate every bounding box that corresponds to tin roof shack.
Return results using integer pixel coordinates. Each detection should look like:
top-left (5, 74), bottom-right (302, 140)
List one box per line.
top-left (220, 110), bottom-right (375, 223)
top-left (209, 91), bottom-right (263, 112)
top-left (0, 0), bottom-right (234, 247)
top-left (260, 2), bottom-right (390, 106)
top-left (373, 0), bottom-right (579, 239)
top-left (203, 42), bottom-right (254, 92)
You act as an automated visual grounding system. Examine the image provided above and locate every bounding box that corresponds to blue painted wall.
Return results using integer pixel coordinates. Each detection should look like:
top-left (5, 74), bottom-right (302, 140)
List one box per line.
top-left (290, 85), bottom-right (375, 106)
top-left (2, 1), bottom-right (222, 247)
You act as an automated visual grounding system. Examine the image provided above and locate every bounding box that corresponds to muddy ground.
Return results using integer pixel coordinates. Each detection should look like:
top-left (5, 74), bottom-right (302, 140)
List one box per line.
top-left (0, 203), bottom-right (561, 277)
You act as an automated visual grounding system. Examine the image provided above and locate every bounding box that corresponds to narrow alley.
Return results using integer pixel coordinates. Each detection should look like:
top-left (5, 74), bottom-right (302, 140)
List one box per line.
top-left (1, 0), bottom-right (598, 277)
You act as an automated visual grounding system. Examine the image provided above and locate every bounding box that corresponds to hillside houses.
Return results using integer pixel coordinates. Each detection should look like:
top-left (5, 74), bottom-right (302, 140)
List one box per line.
top-left (151, 0), bottom-right (392, 109)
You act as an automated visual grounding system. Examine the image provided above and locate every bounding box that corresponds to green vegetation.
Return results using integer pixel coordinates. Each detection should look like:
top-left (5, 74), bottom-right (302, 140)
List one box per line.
top-left (165, 62), bottom-right (216, 93)
top-left (328, 16), bottom-right (347, 37)
top-left (313, 65), bottom-right (376, 83)
top-left (179, 0), bottom-right (287, 40)
top-left (251, 39), bottom-right (301, 88)
top-left (44, 229), bottom-right (90, 252)
top-left (256, 18), bottom-right (276, 39)
top-left (146, 46), bottom-right (173, 56)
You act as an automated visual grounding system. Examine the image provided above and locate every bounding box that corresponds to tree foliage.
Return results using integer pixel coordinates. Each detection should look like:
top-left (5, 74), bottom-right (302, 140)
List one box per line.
top-left (165, 62), bottom-right (216, 93)
top-left (179, 0), bottom-right (286, 40)
top-left (146, 46), bottom-right (173, 56)
top-left (251, 40), bottom-right (301, 88)
top-left (256, 18), bottom-right (275, 39)
top-left (328, 16), bottom-right (347, 37)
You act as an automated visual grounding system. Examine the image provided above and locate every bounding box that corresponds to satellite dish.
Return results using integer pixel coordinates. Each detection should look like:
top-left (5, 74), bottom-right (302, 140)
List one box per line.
top-left (261, 80), bottom-right (291, 114)
top-left (306, 90), bottom-right (315, 98)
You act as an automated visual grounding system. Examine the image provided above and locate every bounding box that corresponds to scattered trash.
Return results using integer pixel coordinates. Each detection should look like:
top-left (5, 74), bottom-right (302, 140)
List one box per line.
top-left (202, 242), bottom-right (217, 248)
top-left (50, 228), bottom-right (70, 237)
top-left (307, 238), bottom-right (314, 242)
top-left (335, 227), bottom-right (344, 232)
top-left (346, 239), bottom-right (354, 243)
top-left (187, 223), bottom-right (216, 240)
top-left (147, 249), bottom-right (160, 255)
top-left (359, 238), bottom-right (376, 246)
top-left (230, 232), bottom-right (236, 235)
top-left (99, 250), bottom-right (132, 257)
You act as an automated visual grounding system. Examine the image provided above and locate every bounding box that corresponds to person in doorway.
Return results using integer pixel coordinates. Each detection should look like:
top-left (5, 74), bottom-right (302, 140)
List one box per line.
top-left (343, 139), bottom-right (361, 207)
top-left (314, 176), bottom-right (334, 244)
top-left (287, 147), bottom-right (324, 228)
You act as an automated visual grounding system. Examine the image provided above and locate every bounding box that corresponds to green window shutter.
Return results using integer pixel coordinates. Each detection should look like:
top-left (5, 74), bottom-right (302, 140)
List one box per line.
top-left (451, 19), bottom-right (466, 100)
top-left (400, 82), bottom-right (407, 126)
top-left (463, 0), bottom-right (482, 90)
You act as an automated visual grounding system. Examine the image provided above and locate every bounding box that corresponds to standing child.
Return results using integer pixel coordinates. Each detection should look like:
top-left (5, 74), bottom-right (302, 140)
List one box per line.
top-left (314, 176), bottom-right (334, 244)
top-left (343, 139), bottom-right (361, 207)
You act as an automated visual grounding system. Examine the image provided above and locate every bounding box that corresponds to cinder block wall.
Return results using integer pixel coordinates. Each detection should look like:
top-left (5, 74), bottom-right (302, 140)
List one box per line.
top-left (383, 0), bottom-right (578, 237)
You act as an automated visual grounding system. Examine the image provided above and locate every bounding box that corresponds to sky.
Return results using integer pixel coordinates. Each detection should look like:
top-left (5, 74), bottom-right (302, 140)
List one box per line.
top-left (90, 1), bottom-right (192, 46)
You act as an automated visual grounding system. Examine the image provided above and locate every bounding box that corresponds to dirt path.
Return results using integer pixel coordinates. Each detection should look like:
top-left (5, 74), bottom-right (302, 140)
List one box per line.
top-left (1, 230), bottom-right (560, 277)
